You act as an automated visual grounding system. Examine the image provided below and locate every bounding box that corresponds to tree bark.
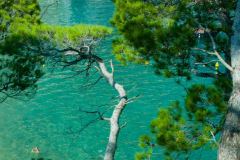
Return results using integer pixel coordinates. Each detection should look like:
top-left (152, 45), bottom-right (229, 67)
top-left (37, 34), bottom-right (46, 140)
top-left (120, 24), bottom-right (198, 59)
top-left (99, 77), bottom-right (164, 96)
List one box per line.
top-left (218, 1), bottom-right (240, 159)
top-left (63, 50), bottom-right (127, 160)
top-left (96, 59), bottom-right (127, 160)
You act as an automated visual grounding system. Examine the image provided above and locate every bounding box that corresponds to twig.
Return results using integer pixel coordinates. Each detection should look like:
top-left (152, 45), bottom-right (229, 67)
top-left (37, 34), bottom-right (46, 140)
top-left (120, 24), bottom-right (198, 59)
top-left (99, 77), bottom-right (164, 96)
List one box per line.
top-left (120, 122), bottom-right (127, 129)
top-left (192, 48), bottom-right (233, 72)
top-left (206, 29), bottom-right (233, 72)
top-left (195, 60), bottom-right (219, 65)
top-left (210, 131), bottom-right (219, 146)
top-left (40, 1), bottom-right (59, 19)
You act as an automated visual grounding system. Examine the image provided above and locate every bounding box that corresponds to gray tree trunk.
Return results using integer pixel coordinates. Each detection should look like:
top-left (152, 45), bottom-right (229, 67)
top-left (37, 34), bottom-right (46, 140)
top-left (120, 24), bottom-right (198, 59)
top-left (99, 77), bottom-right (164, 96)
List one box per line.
top-left (96, 60), bottom-right (127, 160)
top-left (218, 1), bottom-right (240, 159)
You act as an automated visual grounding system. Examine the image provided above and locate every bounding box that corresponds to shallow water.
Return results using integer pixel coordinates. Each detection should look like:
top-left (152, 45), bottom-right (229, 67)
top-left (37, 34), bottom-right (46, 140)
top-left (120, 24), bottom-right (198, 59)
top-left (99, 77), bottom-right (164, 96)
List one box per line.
top-left (0, 0), bottom-right (216, 160)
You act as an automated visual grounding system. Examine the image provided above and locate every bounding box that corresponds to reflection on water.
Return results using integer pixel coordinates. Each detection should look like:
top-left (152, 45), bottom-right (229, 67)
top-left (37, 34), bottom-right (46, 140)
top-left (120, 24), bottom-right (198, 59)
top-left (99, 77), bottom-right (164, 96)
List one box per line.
top-left (0, 0), bottom-right (212, 160)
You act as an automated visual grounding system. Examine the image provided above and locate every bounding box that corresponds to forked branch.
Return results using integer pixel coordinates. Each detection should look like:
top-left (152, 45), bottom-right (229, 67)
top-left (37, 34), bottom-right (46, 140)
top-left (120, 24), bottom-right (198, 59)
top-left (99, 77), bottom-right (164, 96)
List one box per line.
top-left (97, 59), bottom-right (127, 160)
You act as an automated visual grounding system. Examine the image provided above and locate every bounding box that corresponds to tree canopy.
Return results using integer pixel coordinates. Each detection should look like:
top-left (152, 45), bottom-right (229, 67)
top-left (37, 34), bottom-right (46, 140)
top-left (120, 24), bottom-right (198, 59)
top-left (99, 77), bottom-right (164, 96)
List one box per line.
top-left (0, 0), bottom-right (42, 101)
top-left (112, 0), bottom-right (236, 159)
top-left (112, 0), bottom-right (235, 77)
top-left (0, 0), bottom-right (111, 102)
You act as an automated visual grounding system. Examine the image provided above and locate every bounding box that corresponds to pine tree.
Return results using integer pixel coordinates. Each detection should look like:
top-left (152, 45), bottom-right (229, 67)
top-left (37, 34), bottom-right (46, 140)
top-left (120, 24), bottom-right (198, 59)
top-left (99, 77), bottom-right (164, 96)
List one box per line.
top-left (112, 0), bottom-right (239, 159)
top-left (0, 0), bottom-right (111, 102)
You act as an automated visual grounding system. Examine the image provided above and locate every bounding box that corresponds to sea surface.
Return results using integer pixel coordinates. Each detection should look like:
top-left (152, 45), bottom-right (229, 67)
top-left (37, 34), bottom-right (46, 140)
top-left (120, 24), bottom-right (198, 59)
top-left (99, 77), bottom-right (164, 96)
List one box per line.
top-left (0, 0), bottom-right (215, 159)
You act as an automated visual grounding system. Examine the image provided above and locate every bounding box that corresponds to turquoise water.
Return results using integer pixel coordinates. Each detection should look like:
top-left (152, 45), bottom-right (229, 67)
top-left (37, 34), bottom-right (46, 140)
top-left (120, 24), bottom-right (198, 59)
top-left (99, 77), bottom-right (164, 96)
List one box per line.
top-left (0, 0), bottom-right (215, 160)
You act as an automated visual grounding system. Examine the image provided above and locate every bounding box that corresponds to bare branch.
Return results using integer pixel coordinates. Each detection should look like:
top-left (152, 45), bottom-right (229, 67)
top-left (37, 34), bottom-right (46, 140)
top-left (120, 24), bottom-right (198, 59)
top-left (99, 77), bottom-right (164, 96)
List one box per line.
top-left (206, 29), bottom-right (233, 72)
top-left (96, 59), bottom-right (127, 160)
top-left (192, 23), bottom-right (233, 72)
top-left (102, 117), bottom-right (111, 121)
top-left (192, 48), bottom-right (215, 55)
top-left (40, 1), bottom-right (59, 19)
top-left (192, 48), bottom-right (233, 72)
top-left (194, 60), bottom-right (219, 65)
top-left (26, 35), bottom-right (128, 160)
top-left (120, 122), bottom-right (127, 129)
top-left (210, 130), bottom-right (219, 146)
top-left (126, 95), bottom-right (141, 104)
top-left (191, 69), bottom-right (220, 78)
top-left (110, 60), bottom-right (114, 74)
top-left (206, 28), bottom-right (217, 51)
top-left (213, 51), bottom-right (233, 72)
top-left (82, 76), bottom-right (103, 88)
top-left (79, 108), bottom-right (111, 122)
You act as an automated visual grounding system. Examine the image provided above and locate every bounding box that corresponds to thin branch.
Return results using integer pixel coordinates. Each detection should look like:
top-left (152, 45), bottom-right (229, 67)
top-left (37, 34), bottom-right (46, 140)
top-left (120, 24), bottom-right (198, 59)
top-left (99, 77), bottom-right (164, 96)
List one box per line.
top-left (191, 69), bottom-right (220, 78)
top-left (79, 108), bottom-right (110, 122)
top-left (102, 117), bottom-right (111, 121)
top-left (210, 131), bottom-right (219, 146)
top-left (110, 60), bottom-right (114, 74)
top-left (213, 51), bottom-right (233, 72)
top-left (195, 60), bottom-right (219, 65)
top-left (192, 48), bottom-right (215, 55)
top-left (0, 95), bottom-right (8, 103)
top-left (126, 94), bottom-right (141, 104)
top-left (206, 29), bottom-right (217, 51)
top-left (40, 1), bottom-right (59, 19)
top-left (206, 29), bottom-right (233, 72)
top-left (120, 122), bottom-right (127, 129)
top-left (82, 76), bottom-right (103, 88)
top-left (192, 48), bottom-right (233, 72)
top-left (192, 23), bottom-right (233, 72)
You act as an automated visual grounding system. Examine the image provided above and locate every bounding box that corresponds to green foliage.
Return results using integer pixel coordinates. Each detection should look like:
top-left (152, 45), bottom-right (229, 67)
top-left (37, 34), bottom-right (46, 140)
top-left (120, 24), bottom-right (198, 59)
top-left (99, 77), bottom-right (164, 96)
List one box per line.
top-left (112, 0), bottom-right (235, 78)
top-left (15, 24), bottom-right (111, 46)
top-left (0, 0), bottom-right (41, 36)
top-left (135, 135), bottom-right (153, 160)
top-left (0, 0), bottom-right (43, 100)
top-left (137, 83), bottom-right (228, 159)
top-left (0, 23), bottom-right (111, 56)
top-left (112, 0), bottom-right (235, 159)
top-left (151, 104), bottom-right (190, 152)
top-left (135, 151), bottom-right (152, 160)
top-left (0, 0), bottom-right (112, 101)
top-left (185, 84), bottom-right (227, 121)
top-left (112, 0), bottom-right (195, 77)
